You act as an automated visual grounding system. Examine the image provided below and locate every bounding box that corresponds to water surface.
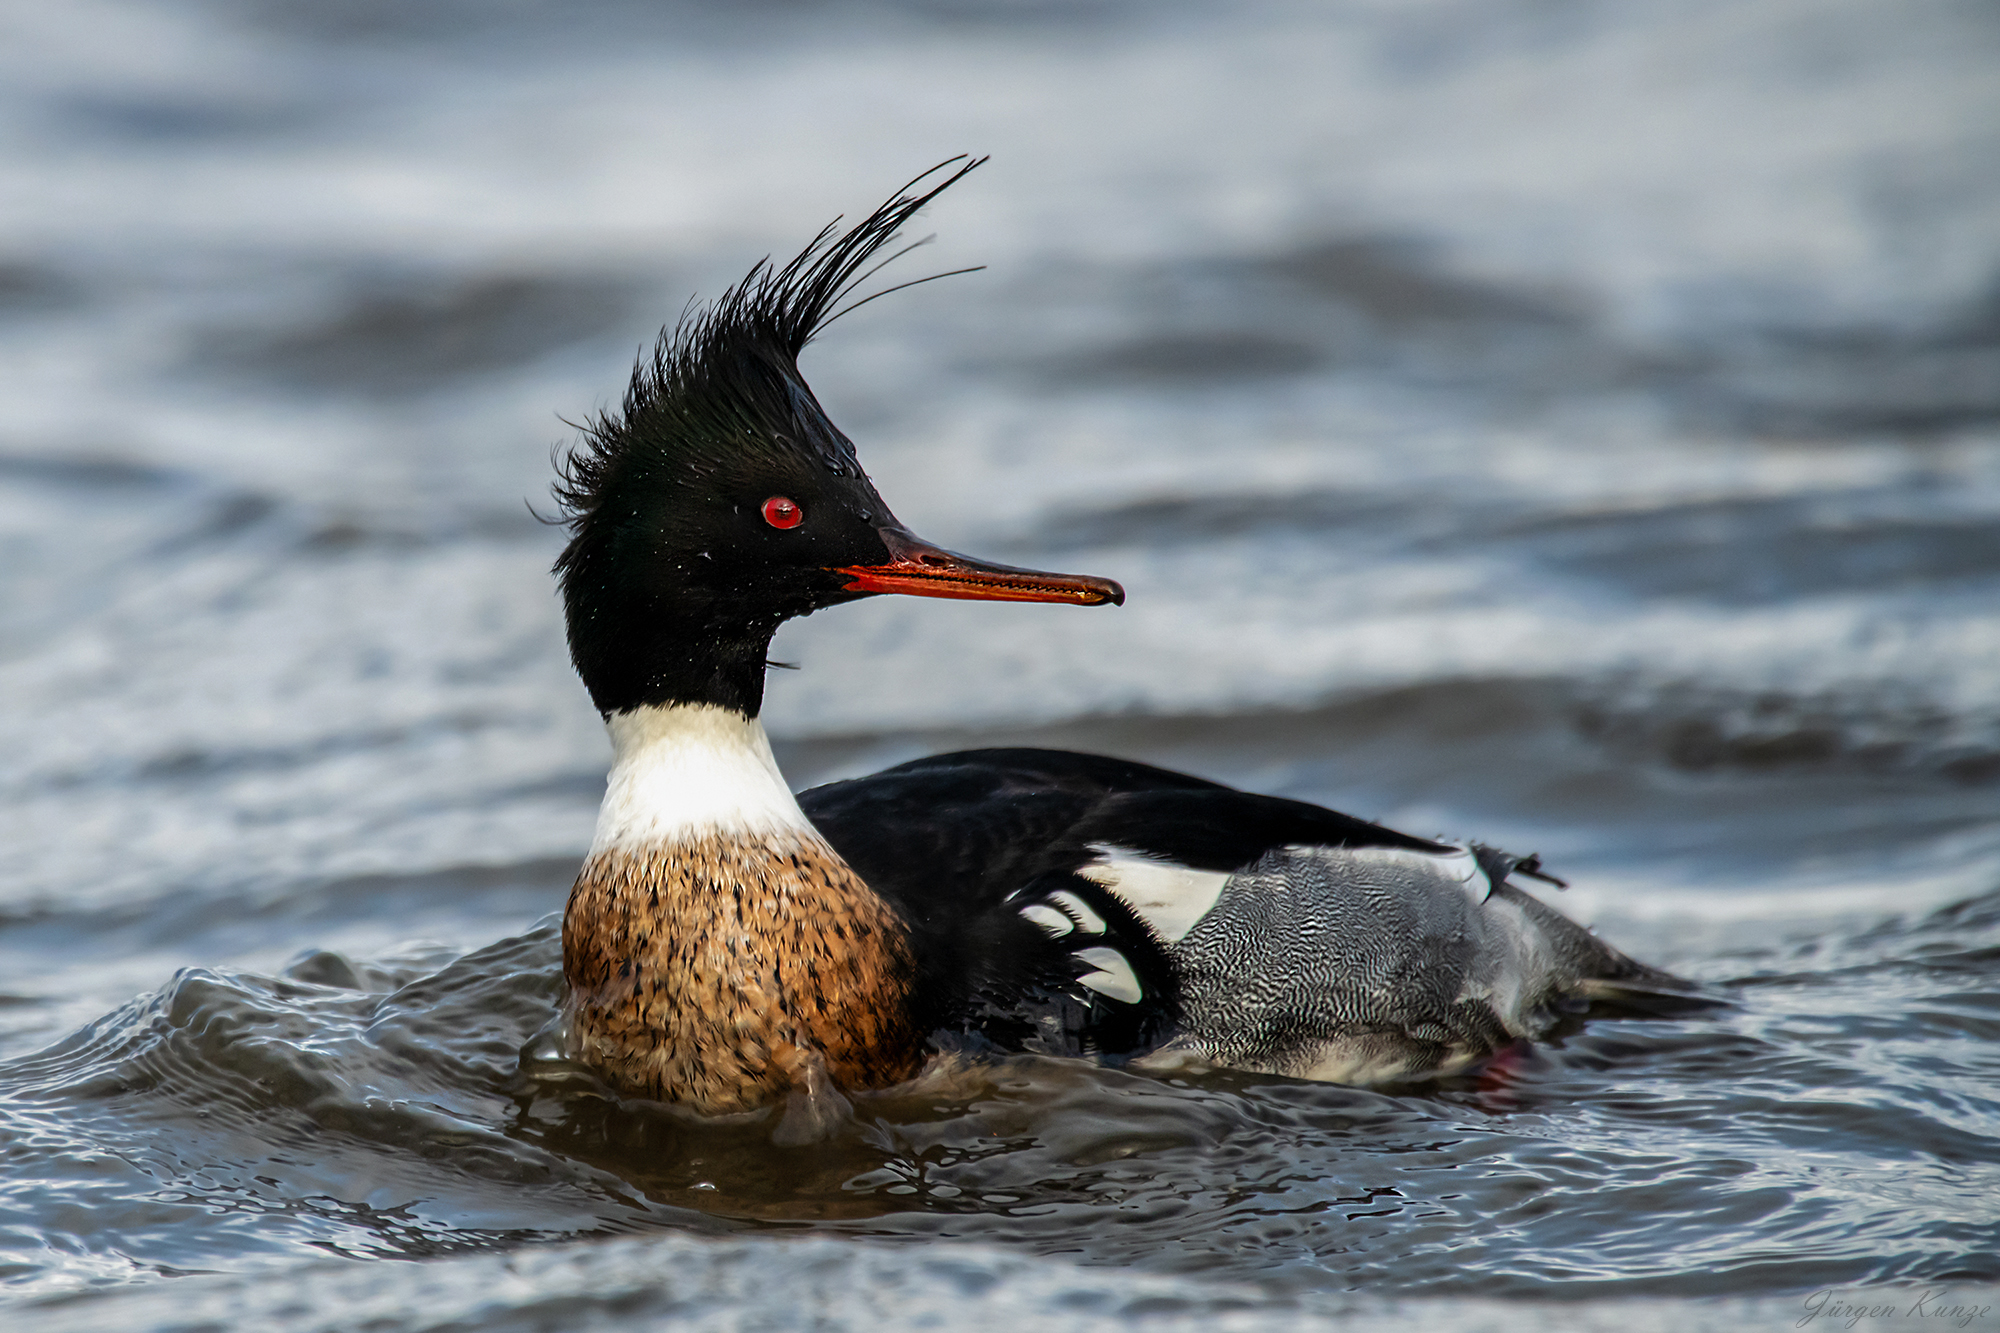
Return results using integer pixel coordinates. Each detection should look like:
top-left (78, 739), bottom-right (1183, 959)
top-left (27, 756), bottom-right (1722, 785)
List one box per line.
top-left (4, 0), bottom-right (1999, 1327)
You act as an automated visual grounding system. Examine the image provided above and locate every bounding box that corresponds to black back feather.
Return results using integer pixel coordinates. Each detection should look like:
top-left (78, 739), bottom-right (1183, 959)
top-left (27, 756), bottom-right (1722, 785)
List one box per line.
top-left (799, 747), bottom-right (1450, 1058)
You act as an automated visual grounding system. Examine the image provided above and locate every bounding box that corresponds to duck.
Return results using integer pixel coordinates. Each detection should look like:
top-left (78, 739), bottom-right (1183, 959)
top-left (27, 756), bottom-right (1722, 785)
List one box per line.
top-left (549, 158), bottom-right (1679, 1117)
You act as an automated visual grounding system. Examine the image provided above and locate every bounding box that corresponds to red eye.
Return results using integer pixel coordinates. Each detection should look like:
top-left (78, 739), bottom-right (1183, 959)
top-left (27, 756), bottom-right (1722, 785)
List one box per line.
top-left (761, 495), bottom-right (803, 529)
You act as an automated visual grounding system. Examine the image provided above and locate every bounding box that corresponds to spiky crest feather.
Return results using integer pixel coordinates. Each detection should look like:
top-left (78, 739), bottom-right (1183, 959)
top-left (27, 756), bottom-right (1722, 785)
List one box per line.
top-left (550, 156), bottom-right (986, 534)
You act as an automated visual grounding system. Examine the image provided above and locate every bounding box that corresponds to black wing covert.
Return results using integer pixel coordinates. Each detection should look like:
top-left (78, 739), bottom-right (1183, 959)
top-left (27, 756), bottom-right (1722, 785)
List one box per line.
top-left (796, 747), bottom-right (1447, 1059)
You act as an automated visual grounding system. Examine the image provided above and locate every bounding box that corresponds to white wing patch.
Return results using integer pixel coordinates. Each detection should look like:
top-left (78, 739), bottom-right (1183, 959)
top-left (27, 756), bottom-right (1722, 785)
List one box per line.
top-left (1018, 903), bottom-right (1074, 937)
top-left (1017, 890), bottom-right (1110, 939)
top-left (1044, 889), bottom-right (1106, 935)
top-left (1074, 947), bottom-right (1143, 1004)
top-left (1077, 844), bottom-right (1230, 943)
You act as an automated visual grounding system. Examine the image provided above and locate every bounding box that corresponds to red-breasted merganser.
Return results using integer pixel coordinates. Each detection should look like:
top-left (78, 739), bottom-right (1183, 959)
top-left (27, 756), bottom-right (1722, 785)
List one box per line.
top-left (551, 159), bottom-right (1677, 1115)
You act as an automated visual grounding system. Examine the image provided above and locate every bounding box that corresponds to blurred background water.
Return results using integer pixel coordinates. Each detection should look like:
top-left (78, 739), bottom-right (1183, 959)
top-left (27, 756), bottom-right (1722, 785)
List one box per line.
top-left (3, 0), bottom-right (2000, 1329)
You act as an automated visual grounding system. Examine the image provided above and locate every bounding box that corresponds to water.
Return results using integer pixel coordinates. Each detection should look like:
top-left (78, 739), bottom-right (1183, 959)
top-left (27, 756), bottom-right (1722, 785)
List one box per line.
top-left (4, 0), bottom-right (2000, 1328)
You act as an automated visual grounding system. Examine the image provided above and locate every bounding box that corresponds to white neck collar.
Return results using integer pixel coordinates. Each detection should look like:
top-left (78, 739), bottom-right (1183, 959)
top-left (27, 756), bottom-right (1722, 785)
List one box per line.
top-left (589, 703), bottom-right (814, 854)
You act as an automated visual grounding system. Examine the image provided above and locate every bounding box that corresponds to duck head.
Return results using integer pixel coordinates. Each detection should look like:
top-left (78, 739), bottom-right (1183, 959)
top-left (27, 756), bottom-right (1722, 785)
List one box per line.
top-left (551, 159), bottom-right (1123, 719)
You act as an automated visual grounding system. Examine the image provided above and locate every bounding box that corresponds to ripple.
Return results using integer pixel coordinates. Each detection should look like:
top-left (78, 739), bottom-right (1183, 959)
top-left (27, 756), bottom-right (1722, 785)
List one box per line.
top-left (2, 888), bottom-right (1997, 1300)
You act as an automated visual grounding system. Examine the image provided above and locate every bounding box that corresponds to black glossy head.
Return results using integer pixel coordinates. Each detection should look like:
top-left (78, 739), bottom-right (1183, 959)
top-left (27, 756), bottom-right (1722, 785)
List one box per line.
top-left (551, 159), bottom-right (1122, 719)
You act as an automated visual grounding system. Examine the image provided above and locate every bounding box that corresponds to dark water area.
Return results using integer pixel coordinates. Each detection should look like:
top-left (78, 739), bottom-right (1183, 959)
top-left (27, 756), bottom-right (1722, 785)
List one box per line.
top-left (4, 0), bottom-right (2000, 1328)
top-left (6, 885), bottom-right (2000, 1325)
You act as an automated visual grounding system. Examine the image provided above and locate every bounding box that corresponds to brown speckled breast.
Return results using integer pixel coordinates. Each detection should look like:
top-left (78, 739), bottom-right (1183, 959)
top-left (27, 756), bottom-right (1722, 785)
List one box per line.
top-left (561, 832), bottom-right (922, 1112)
